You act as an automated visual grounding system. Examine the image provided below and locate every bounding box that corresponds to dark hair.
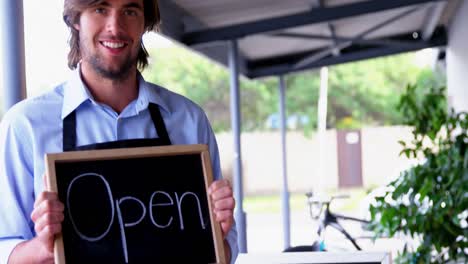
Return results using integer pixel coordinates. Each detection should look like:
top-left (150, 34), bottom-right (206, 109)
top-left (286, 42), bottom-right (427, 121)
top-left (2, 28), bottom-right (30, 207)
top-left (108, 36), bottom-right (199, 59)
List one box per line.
top-left (63, 0), bottom-right (160, 70)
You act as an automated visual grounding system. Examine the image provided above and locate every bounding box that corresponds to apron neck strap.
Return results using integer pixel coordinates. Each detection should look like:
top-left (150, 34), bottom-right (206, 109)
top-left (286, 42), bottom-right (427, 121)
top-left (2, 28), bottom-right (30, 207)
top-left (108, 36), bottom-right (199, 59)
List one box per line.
top-left (62, 103), bottom-right (171, 151)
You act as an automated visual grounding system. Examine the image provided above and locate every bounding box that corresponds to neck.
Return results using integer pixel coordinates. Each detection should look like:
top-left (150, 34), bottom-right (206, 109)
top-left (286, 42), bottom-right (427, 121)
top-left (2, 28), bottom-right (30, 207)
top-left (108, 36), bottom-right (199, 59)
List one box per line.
top-left (80, 62), bottom-right (139, 114)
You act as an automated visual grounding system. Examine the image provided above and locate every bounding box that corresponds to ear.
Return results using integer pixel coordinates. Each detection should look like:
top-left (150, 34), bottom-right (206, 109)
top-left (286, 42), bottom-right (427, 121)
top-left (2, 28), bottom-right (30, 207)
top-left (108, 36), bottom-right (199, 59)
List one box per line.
top-left (73, 23), bottom-right (81, 31)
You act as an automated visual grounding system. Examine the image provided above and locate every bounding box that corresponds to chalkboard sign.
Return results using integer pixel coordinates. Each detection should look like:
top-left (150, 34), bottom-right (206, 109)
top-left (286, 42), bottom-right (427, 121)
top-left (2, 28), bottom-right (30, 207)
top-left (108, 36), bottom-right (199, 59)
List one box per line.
top-left (45, 144), bottom-right (226, 264)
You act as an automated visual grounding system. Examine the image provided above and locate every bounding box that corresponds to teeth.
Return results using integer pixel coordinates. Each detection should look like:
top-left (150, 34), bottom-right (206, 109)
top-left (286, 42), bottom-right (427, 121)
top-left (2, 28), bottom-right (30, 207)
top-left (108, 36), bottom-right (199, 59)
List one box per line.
top-left (102, 41), bottom-right (125, 49)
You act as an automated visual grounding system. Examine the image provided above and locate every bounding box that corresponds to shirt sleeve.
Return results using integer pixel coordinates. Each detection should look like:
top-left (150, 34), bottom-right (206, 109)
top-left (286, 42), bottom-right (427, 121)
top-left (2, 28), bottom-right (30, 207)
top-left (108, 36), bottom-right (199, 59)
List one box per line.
top-left (0, 111), bottom-right (36, 263)
top-left (199, 112), bottom-right (239, 264)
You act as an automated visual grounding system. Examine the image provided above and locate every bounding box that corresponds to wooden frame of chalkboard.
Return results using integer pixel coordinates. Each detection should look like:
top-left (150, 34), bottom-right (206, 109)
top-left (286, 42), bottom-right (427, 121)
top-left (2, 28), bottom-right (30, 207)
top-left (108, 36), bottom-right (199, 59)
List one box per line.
top-left (45, 144), bottom-right (226, 264)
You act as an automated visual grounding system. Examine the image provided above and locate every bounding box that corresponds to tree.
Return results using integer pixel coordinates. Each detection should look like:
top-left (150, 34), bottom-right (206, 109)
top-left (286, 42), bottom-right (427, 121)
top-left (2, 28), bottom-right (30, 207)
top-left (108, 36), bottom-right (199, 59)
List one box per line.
top-left (143, 46), bottom-right (275, 132)
top-left (143, 46), bottom-right (445, 133)
top-left (369, 84), bottom-right (467, 263)
top-left (325, 53), bottom-right (441, 129)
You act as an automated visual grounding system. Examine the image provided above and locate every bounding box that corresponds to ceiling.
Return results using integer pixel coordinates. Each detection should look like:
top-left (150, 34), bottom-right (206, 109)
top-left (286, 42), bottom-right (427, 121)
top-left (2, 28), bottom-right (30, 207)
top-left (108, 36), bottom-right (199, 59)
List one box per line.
top-left (157, 0), bottom-right (460, 79)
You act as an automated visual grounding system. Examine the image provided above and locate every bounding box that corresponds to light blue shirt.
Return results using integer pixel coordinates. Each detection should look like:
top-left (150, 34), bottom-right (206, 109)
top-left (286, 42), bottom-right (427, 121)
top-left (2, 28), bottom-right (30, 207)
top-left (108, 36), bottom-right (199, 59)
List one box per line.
top-left (0, 68), bottom-right (238, 263)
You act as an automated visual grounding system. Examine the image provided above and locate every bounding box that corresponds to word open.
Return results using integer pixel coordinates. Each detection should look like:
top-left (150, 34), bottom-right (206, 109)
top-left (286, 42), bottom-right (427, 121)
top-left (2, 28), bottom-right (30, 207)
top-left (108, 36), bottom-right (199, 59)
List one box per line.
top-left (66, 172), bottom-right (207, 263)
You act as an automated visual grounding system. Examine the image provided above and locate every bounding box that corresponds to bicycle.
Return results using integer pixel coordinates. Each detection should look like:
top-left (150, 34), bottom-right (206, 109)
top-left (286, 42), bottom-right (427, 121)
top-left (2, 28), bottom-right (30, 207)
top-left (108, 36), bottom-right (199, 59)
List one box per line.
top-left (284, 192), bottom-right (372, 252)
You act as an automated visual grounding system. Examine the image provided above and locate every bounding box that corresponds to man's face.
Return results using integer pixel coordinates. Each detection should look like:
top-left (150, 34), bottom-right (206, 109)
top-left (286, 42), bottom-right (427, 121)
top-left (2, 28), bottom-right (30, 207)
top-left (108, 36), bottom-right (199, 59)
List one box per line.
top-left (75, 0), bottom-right (145, 79)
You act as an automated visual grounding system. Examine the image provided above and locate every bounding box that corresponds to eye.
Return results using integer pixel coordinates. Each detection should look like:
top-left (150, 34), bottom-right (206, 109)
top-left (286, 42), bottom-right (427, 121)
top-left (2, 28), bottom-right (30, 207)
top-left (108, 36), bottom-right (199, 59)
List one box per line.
top-left (124, 9), bottom-right (138, 17)
top-left (95, 7), bottom-right (106, 14)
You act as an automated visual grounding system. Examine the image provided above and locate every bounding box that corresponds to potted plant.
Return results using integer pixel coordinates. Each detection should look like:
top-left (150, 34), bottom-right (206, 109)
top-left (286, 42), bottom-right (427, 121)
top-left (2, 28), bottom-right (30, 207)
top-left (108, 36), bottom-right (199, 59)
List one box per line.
top-left (369, 84), bottom-right (467, 263)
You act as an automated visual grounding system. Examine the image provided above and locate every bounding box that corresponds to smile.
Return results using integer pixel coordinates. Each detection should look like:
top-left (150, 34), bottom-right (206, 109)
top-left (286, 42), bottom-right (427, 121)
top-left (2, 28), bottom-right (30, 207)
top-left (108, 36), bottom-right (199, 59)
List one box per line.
top-left (100, 41), bottom-right (127, 49)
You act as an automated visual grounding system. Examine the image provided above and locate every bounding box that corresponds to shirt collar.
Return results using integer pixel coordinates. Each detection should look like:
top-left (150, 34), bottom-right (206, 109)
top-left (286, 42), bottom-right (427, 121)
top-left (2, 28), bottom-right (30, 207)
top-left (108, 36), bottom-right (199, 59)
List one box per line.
top-left (134, 73), bottom-right (170, 114)
top-left (61, 65), bottom-right (93, 119)
top-left (61, 66), bottom-right (171, 119)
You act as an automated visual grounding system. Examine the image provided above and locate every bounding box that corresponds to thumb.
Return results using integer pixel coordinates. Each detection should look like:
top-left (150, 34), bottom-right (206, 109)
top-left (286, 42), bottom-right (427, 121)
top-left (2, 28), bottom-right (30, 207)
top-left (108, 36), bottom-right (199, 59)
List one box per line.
top-left (221, 219), bottom-right (233, 238)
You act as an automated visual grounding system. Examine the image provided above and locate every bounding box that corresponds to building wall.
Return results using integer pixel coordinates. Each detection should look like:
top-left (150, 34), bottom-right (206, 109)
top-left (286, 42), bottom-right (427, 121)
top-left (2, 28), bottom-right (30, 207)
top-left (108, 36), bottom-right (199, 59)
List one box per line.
top-left (216, 126), bottom-right (414, 195)
top-left (447, 0), bottom-right (468, 112)
top-left (361, 126), bottom-right (415, 187)
top-left (216, 131), bottom-right (338, 195)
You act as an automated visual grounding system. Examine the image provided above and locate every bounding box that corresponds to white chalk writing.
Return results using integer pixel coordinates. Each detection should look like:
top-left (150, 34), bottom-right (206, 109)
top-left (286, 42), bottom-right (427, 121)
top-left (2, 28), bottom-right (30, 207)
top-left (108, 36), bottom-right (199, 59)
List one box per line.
top-left (67, 173), bottom-right (115, 242)
top-left (66, 173), bottom-right (207, 263)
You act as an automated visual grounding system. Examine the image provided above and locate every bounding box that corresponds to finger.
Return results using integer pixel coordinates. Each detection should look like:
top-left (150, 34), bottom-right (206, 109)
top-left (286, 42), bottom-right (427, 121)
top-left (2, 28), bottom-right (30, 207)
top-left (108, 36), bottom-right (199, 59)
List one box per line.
top-left (34, 212), bottom-right (65, 234)
top-left (215, 209), bottom-right (233, 222)
top-left (214, 198), bottom-right (235, 211)
top-left (215, 209), bottom-right (233, 237)
top-left (210, 186), bottom-right (233, 201)
top-left (221, 221), bottom-right (233, 237)
top-left (208, 179), bottom-right (230, 194)
top-left (32, 198), bottom-right (64, 220)
top-left (37, 224), bottom-right (62, 244)
top-left (34, 192), bottom-right (59, 208)
top-left (31, 199), bottom-right (64, 222)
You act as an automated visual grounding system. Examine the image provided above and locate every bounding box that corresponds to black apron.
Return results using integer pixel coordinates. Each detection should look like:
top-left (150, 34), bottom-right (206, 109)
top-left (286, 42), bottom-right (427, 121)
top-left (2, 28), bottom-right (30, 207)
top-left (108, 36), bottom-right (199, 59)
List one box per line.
top-left (63, 103), bottom-right (171, 151)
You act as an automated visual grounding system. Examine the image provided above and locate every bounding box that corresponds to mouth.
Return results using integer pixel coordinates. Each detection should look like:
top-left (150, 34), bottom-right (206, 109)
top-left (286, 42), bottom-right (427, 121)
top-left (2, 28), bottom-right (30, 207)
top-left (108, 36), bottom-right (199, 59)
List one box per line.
top-left (99, 41), bottom-right (128, 52)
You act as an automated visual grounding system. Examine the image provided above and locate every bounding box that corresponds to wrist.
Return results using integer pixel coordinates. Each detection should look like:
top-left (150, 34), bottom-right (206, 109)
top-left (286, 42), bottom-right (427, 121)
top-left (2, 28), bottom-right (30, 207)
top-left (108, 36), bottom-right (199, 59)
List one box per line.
top-left (8, 237), bottom-right (52, 264)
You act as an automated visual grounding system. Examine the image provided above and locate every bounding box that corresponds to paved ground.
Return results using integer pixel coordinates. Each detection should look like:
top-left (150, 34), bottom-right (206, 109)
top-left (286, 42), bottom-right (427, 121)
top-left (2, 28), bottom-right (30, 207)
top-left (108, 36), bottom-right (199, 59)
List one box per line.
top-left (245, 211), bottom-right (316, 253)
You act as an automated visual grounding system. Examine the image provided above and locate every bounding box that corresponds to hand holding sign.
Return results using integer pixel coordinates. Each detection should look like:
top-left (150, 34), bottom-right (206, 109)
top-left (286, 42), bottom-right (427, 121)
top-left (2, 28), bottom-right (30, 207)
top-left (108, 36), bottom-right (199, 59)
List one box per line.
top-left (46, 145), bottom-right (226, 263)
top-left (208, 179), bottom-right (235, 238)
top-left (7, 175), bottom-right (64, 264)
top-left (30, 189), bottom-right (65, 262)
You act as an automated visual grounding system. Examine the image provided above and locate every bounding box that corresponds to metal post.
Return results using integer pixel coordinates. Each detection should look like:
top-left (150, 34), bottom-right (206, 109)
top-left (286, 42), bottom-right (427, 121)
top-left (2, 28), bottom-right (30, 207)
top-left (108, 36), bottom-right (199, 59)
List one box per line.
top-left (316, 67), bottom-right (329, 195)
top-left (1, 0), bottom-right (27, 112)
top-left (279, 75), bottom-right (291, 250)
top-left (228, 39), bottom-right (247, 253)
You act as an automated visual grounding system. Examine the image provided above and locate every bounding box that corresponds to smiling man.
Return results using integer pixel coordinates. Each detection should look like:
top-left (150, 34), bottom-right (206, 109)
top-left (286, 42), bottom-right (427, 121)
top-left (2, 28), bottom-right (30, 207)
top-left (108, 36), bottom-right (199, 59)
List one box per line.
top-left (0, 0), bottom-right (238, 263)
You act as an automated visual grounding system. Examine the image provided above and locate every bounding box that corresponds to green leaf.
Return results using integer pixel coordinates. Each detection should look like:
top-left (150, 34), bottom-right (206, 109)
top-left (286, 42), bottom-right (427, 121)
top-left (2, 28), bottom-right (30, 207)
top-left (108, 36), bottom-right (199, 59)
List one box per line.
top-left (398, 140), bottom-right (407, 147)
top-left (418, 179), bottom-right (432, 200)
top-left (464, 148), bottom-right (468, 170)
top-left (346, 81), bottom-right (465, 263)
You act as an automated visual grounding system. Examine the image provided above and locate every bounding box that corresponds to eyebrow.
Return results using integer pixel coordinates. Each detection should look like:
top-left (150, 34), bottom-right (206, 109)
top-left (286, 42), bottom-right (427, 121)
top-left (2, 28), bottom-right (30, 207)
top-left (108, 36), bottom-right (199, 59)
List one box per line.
top-left (97, 1), bottom-right (143, 10)
top-left (124, 2), bottom-right (143, 10)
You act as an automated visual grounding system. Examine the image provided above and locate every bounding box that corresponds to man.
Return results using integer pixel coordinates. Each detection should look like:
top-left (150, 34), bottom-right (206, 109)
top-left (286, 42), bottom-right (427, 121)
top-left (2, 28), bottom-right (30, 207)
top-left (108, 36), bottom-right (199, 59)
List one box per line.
top-left (0, 0), bottom-right (238, 263)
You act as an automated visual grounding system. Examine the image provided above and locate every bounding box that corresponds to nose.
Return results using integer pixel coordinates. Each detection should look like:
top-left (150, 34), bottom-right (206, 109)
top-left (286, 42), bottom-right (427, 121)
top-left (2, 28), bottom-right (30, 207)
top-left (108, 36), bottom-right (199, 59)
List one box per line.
top-left (106, 11), bottom-right (125, 35)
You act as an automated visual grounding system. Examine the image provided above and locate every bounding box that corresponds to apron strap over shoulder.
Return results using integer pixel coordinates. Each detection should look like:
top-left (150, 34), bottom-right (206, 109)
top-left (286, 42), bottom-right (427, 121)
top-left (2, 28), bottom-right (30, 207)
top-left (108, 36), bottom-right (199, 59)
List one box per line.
top-left (62, 103), bottom-right (171, 152)
top-left (63, 111), bottom-right (77, 151)
top-left (148, 103), bottom-right (172, 145)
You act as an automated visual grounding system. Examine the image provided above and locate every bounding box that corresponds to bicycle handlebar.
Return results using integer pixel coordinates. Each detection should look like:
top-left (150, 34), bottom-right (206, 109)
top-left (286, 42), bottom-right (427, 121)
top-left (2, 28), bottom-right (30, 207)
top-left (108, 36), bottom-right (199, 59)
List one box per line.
top-left (306, 193), bottom-right (351, 219)
top-left (305, 192), bottom-right (370, 224)
top-left (306, 193), bottom-right (350, 204)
